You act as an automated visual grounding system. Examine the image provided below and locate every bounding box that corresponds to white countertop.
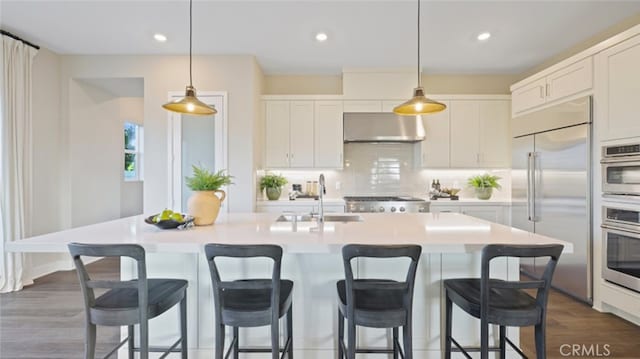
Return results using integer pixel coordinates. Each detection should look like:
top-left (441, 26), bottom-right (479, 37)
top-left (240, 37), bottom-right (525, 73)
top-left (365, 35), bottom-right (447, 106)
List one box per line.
top-left (7, 212), bottom-right (569, 254)
top-left (257, 198), bottom-right (510, 206)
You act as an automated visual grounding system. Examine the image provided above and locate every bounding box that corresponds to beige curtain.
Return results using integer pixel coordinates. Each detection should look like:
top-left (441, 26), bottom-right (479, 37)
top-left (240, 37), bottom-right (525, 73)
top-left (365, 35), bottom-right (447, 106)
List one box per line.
top-left (0, 35), bottom-right (37, 292)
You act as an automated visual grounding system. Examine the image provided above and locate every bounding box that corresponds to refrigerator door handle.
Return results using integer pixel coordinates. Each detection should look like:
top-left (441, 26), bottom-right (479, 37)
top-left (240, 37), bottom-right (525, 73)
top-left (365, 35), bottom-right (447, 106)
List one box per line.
top-left (527, 152), bottom-right (534, 221)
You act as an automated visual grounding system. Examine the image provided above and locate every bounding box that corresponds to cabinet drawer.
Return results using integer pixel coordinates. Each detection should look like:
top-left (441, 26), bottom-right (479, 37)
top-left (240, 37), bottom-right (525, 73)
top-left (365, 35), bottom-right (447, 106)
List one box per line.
top-left (546, 57), bottom-right (592, 103)
top-left (512, 78), bottom-right (546, 115)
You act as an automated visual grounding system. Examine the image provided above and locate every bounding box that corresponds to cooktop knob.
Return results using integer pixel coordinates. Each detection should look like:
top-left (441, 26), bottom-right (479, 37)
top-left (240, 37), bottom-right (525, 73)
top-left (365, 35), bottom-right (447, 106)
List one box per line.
top-left (391, 207), bottom-right (396, 212)
top-left (399, 207), bottom-right (405, 212)
top-left (379, 207), bottom-right (385, 212)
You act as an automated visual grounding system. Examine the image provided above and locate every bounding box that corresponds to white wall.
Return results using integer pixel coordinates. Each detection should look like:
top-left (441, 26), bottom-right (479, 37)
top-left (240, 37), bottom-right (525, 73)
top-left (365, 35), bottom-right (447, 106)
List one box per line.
top-left (59, 55), bottom-right (262, 218)
top-left (69, 80), bottom-right (122, 226)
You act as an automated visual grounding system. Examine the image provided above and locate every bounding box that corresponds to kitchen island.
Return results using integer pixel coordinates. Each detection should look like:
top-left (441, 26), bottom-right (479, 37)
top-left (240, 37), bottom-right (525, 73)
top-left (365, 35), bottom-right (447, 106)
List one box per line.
top-left (7, 212), bottom-right (570, 359)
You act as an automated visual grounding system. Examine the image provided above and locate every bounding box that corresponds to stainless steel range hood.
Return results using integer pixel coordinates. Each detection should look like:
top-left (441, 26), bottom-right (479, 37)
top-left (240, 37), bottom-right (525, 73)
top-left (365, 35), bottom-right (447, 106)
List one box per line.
top-left (343, 112), bottom-right (425, 143)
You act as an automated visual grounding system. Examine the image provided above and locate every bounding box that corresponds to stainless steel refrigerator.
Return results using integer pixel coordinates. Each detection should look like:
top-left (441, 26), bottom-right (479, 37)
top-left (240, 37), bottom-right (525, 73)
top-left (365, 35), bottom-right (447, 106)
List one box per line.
top-left (511, 96), bottom-right (592, 304)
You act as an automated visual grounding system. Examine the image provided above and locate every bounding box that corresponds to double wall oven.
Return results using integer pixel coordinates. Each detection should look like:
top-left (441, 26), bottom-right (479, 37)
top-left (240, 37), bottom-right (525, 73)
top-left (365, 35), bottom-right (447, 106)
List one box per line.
top-left (601, 144), bottom-right (640, 292)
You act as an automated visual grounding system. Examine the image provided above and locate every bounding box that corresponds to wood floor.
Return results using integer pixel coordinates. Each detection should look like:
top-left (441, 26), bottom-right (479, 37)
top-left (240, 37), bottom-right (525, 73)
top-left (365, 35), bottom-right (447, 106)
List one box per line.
top-left (1, 259), bottom-right (640, 358)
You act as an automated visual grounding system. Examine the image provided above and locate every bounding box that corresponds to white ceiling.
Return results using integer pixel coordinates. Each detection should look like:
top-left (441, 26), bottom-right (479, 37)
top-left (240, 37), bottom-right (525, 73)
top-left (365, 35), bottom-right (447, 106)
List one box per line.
top-left (1, 0), bottom-right (640, 75)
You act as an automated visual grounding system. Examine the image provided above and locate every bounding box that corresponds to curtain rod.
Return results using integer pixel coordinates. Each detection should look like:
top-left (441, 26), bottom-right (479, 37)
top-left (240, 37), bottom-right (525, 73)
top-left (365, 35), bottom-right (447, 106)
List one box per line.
top-left (0, 30), bottom-right (40, 50)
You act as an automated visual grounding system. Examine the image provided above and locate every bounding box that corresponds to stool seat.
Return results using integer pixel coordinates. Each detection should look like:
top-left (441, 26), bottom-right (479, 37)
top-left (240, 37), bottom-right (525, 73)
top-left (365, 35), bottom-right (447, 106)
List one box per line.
top-left (444, 278), bottom-right (541, 327)
top-left (220, 279), bottom-right (294, 328)
top-left (92, 279), bottom-right (188, 326)
top-left (337, 279), bottom-right (406, 328)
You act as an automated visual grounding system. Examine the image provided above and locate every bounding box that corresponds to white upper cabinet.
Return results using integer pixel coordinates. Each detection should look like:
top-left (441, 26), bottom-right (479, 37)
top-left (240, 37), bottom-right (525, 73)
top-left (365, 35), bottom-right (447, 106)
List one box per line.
top-left (420, 101), bottom-right (450, 168)
top-left (343, 100), bottom-right (382, 112)
top-left (450, 101), bottom-right (480, 168)
top-left (264, 100), bottom-right (315, 168)
top-left (314, 101), bottom-right (344, 168)
top-left (512, 57), bottom-right (593, 116)
top-left (478, 101), bottom-right (511, 167)
top-left (449, 100), bottom-right (511, 168)
top-left (596, 34), bottom-right (640, 141)
top-left (263, 99), bottom-right (344, 169)
top-left (265, 101), bottom-right (291, 168)
top-left (289, 101), bottom-right (315, 168)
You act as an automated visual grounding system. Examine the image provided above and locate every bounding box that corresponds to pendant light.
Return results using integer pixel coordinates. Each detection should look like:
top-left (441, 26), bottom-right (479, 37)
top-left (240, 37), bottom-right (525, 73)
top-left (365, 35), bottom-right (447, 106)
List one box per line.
top-left (162, 0), bottom-right (216, 115)
top-left (393, 0), bottom-right (446, 116)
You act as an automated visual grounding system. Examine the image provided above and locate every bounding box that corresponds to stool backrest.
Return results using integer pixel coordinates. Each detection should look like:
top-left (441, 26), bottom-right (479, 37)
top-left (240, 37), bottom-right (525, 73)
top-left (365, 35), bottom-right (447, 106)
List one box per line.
top-left (341, 244), bottom-right (422, 314)
top-left (67, 243), bottom-right (148, 320)
top-left (480, 244), bottom-right (563, 315)
top-left (204, 244), bottom-right (283, 324)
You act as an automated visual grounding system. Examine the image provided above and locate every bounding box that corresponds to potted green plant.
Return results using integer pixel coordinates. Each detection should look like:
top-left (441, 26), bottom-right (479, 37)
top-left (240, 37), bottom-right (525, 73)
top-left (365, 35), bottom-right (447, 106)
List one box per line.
top-left (467, 173), bottom-right (501, 200)
top-left (260, 173), bottom-right (288, 201)
top-left (185, 165), bottom-right (233, 225)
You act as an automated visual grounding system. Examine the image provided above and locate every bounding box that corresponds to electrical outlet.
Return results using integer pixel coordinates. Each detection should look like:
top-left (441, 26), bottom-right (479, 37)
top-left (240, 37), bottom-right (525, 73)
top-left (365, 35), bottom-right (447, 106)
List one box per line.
top-left (335, 181), bottom-right (341, 190)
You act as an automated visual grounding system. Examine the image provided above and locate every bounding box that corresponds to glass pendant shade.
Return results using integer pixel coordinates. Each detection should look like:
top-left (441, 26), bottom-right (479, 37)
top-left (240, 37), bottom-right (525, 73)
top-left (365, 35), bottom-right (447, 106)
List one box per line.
top-left (162, 86), bottom-right (217, 115)
top-left (393, 87), bottom-right (446, 115)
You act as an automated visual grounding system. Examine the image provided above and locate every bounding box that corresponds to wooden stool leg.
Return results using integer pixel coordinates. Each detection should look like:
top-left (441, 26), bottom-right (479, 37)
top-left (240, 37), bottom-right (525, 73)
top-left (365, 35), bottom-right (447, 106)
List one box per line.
top-left (127, 325), bottom-right (134, 359)
top-left (445, 292), bottom-right (452, 359)
top-left (338, 311), bottom-right (345, 359)
top-left (180, 294), bottom-right (188, 359)
top-left (287, 305), bottom-right (294, 359)
top-left (233, 327), bottom-right (239, 359)
top-left (215, 324), bottom-right (225, 359)
top-left (139, 320), bottom-right (149, 359)
top-left (403, 321), bottom-right (413, 359)
top-left (393, 327), bottom-right (399, 359)
top-left (347, 319), bottom-right (356, 359)
top-left (85, 323), bottom-right (96, 359)
top-left (535, 323), bottom-right (547, 359)
top-left (500, 326), bottom-right (506, 359)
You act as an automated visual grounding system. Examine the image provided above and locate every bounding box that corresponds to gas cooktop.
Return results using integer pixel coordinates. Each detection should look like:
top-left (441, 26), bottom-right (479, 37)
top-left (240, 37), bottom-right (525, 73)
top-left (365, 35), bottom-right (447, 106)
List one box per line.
top-left (343, 196), bottom-right (430, 213)
top-left (343, 196), bottom-right (426, 202)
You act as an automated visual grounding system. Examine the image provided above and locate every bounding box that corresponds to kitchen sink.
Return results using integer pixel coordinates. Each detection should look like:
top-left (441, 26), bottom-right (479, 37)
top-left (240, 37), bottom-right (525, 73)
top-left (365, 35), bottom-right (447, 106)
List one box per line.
top-left (276, 214), bottom-right (363, 223)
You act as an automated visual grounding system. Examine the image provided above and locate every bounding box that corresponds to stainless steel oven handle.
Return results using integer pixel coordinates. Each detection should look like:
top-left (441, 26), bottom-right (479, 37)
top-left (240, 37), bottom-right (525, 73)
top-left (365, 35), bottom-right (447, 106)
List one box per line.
top-left (600, 157), bottom-right (640, 164)
top-left (601, 223), bottom-right (640, 237)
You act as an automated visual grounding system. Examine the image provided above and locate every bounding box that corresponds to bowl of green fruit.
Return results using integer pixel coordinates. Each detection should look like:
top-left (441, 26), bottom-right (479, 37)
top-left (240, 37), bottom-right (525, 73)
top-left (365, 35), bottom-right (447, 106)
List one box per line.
top-left (145, 209), bottom-right (194, 230)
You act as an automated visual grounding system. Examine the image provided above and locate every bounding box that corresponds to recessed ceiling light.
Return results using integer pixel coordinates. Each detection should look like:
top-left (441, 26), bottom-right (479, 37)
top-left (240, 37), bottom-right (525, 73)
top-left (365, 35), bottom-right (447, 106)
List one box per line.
top-left (154, 33), bottom-right (167, 43)
top-left (315, 32), bottom-right (328, 42)
top-left (477, 32), bottom-right (491, 41)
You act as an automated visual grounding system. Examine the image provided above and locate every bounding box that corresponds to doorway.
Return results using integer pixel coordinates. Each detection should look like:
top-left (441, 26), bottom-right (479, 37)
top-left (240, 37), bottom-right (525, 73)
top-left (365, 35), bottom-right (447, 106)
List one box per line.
top-left (167, 92), bottom-right (228, 213)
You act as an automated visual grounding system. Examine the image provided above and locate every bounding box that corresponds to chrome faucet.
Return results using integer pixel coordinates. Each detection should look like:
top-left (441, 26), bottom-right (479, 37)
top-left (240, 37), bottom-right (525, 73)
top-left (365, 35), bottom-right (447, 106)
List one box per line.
top-left (318, 174), bottom-right (326, 223)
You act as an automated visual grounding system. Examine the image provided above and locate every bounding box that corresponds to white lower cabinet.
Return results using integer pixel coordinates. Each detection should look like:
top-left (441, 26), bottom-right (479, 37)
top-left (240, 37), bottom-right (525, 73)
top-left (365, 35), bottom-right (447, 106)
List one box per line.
top-left (431, 203), bottom-right (508, 225)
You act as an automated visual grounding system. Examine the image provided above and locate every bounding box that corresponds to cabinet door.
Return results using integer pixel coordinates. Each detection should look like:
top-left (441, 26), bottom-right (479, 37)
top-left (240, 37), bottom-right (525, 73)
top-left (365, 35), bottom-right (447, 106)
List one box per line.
top-left (314, 101), bottom-right (344, 168)
top-left (450, 101), bottom-right (480, 168)
top-left (546, 57), bottom-right (592, 103)
top-left (289, 101), bottom-right (315, 168)
top-left (421, 101), bottom-right (450, 168)
top-left (461, 205), bottom-right (503, 224)
top-left (265, 101), bottom-right (290, 168)
top-left (512, 77), bottom-right (546, 115)
top-left (478, 101), bottom-right (511, 168)
top-left (343, 100), bottom-right (382, 112)
top-left (596, 34), bottom-right (640, 141)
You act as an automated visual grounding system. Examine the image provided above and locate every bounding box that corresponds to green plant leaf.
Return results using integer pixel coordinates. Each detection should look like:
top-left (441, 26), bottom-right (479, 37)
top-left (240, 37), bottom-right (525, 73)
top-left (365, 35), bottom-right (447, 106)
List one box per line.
top-left (259, 173), bottom-right (288, 191)
top-left (467, 173), bottom-right (501, 190)
top-left (185, 165), bottom-right (234, 191)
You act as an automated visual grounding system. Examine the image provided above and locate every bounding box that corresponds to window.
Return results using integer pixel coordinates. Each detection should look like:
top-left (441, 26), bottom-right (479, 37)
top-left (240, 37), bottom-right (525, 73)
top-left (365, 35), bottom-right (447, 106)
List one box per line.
top-left (124, 122), bottom-right (143, 181)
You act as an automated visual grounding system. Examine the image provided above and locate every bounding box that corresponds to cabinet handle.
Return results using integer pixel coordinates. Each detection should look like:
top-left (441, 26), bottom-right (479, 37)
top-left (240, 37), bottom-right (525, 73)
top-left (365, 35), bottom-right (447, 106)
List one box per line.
top-left (547, 83), bottom-right (551, 98)
top-left (539, 86), bottom-right (544, 99)
top-left (476, 153), bottom-right (480, 163)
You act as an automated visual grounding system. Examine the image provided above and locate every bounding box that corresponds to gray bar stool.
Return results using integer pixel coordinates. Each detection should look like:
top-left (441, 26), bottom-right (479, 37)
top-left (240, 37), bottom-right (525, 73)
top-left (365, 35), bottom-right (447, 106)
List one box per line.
top-left (204, 243), bottom-right (294, 359)
top-left (337, 244), bottom-right (422, 359)
top-left (68, 243), bottom-right (188, 359)
top-left (444, 244), bottom-right (564, 359)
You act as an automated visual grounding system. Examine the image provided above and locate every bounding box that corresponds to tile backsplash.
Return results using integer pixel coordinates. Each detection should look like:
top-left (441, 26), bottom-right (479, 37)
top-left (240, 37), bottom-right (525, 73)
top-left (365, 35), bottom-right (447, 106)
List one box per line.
top-left (258, 142), bottom-right (511, 201)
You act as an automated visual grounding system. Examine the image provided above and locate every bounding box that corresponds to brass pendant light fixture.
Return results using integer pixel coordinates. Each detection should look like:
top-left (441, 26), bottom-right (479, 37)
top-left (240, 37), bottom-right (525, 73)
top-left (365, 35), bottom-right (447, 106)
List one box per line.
top-left (393, 0), bottom-right (446, 116)
top-left (162, 0), bottom-right (216, 115)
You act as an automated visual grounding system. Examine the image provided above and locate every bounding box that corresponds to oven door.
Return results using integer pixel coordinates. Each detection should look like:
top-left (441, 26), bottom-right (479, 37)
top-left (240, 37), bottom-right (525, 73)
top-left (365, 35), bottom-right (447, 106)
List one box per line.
top-left (602, 225), bottom-right (640, 292)
top-left (602, 158), bottom-right (640, 195)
